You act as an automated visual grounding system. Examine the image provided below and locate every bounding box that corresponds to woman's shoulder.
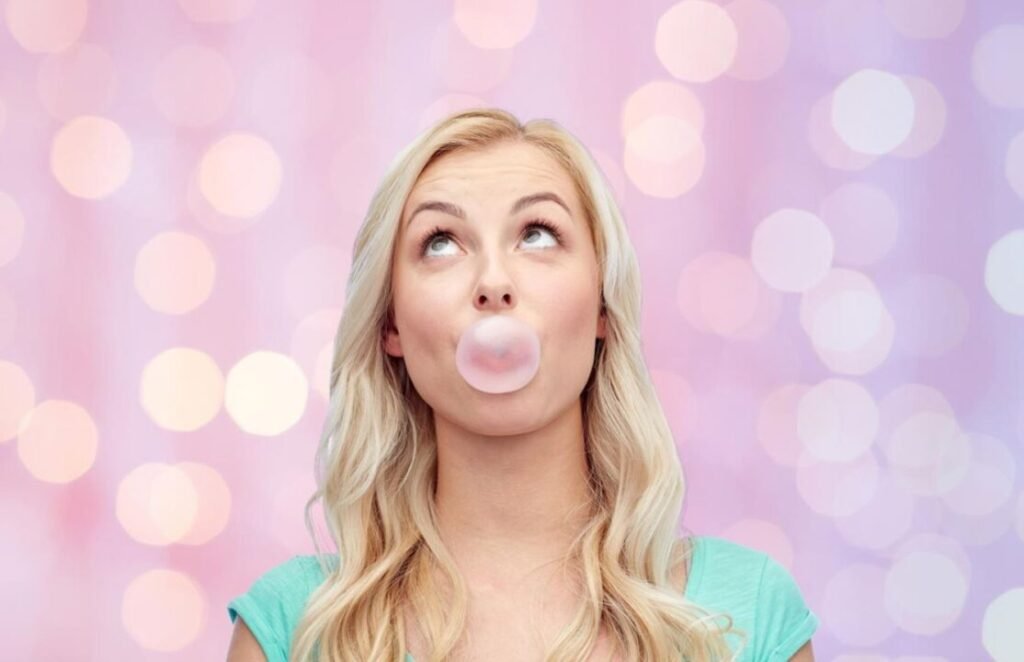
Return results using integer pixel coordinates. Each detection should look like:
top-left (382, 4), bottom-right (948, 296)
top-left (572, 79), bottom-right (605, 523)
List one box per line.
top-left (239, 554), bottom-right (334, 600)
top-left (226, 554), bottom-right (335, 662)
top-left (693, 535), bottom-right (770, 576)
top-left (689, 535), bottom-right (819, 661)
top-left (693, 535), bottom-right (814, 605)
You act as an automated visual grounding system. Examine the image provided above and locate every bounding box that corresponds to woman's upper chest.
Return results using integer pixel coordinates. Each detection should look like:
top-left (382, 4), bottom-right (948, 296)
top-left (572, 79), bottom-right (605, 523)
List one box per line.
top-left (404, 550), bottom-right (690, 661)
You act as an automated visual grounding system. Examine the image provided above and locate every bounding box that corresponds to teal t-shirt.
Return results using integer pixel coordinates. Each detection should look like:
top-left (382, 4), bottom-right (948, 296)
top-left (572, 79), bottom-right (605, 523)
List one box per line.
top-left (227, 535), bottom-right (819, 661)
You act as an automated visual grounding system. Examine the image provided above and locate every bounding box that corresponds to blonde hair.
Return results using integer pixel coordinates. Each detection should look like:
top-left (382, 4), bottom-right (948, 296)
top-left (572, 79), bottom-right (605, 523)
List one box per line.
top-left (289, 108), bottom-right (746, 661)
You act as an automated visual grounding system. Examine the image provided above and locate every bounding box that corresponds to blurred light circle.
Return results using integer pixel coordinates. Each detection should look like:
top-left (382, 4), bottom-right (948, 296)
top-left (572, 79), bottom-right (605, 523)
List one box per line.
top-left (884, 549), bottom-right (968, 634)
top-left (884, 410), bottom-right (971, 496)
top-left (149, 464), bottom-right (199, 542)
top-left (624, 119), bottom-right (706, 197)
top-left (800, 269), bottom-right (894, 374)
top-left (818, 182), bottom-right (899, 267)
top-left (724, 0), bottom-right (790, 80)
top-left (5, 0), bottom-right (88, 54)
top-left (985, 229), bottom-right (1024, 315)
top-left (815, 307), bottom-right (894, 375)
top-left (176, 0), bottom-right (254, 23)
top-left (883, 0), bottom-right (965, 39)
top-left (140, 348), bottom-right (224, 432)
top-left (802, 274), bottom-right (884, 354)
top-left (185, 166), bottom-right (258, 234)
top-left (117, 462), bottom-right (208, 546)
top-left (134, 231), bottom-right (217, 315)
top-left (121, 569), bottom-right (206, 652)
top-left (452, 0), bottom-right (538, 49)
top-left (832, 472), bottom-right (916, 551)
top-left (117, 464), bottom-right (168, 545)
top-left (972, 24), bottom-right (1024, 109)
top-left (797, 378), bottom-right (878, 462)
top-left (878, 383), bottom-right (957, 449)
top-left (751, 208), bottom-right (834, 292)
top-left (224, 351), bottom-right (308, 436)
top-left (197, 132), bottom-right (282, 218)
top-left (50, 115), bottom-right (133, 199)
top-left (831, 68), bottom-right (915, 155)
top-left (807, 93), bottom-right (878, 170)
top-left (757, 383), bottom-right (811, 467)
top-left (622, 80), bottom-right (706, 138)
top-left (983, 588), bottom-right (1024, 661)
top-left (812, 289), bottom-right (884, 352)
top-left (16, 399), bottom-right (98, 483)
top-left (939, 432), bottom-right (1015, 517)
top-left (676, 252), bottom-right (762, 336)
top-left (1004, 130), bottom-right (1024, 201)
top-left (937, 496), bottom-right (1017, 548)
top-left (822, 563), bottom-right (896, 646)
top-left (795, 447), bottom-right (880, 517)
top-left (655, 0), bottom-right (738, 83)
top-left (621, 82), bottom-right (708, 197)
top-left (174, 462), bottom-right (232, 545)
top-left (626, 114), bottom-right (702, 164)
top-left (891, 75), bottom-right (947, 158)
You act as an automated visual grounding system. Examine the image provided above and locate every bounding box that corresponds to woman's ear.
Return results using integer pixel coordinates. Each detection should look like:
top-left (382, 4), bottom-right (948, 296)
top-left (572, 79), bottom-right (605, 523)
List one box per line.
top-left (382, 311), bottom-right (404, 357)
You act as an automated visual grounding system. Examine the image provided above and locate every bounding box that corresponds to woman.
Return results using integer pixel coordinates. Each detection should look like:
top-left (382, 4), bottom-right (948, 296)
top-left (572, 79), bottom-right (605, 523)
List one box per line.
top-left (226, 108), bottom-right (818, 661)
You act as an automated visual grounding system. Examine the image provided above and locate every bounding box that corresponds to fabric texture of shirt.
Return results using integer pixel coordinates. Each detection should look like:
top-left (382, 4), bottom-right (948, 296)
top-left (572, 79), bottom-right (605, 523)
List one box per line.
top-left (227, 535), bottom-right (819, 662)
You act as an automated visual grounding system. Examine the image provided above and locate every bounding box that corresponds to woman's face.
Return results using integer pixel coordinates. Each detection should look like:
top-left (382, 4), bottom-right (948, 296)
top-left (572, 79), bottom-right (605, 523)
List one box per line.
top-left (384, 140), bottom-right (606, 436)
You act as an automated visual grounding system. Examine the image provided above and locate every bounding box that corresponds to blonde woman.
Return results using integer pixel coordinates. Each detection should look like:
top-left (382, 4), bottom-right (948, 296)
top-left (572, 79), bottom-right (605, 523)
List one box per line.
top-left (225, 108), bottom-right (819, 662)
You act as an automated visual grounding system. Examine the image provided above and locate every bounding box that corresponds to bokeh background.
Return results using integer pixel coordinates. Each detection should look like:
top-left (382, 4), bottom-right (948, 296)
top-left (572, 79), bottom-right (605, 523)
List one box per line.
top-left (1, 0), bottom-right (1022, 659)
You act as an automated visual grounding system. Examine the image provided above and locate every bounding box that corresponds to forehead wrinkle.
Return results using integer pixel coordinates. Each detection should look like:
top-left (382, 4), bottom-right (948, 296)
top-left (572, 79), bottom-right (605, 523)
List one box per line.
top-left (404, 190), bottom-right (574, 231)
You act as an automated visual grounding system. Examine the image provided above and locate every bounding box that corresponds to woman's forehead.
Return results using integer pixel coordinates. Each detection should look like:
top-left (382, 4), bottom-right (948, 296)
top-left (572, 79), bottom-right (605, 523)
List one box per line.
top-left (416, 142), bottom-right (571, 189)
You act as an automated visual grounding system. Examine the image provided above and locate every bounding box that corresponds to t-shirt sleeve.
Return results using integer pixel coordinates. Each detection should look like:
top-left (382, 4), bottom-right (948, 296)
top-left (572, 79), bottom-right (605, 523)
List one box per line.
top-left (754, 554), bottom-right (819, 662)
top-left (227, 556), bottom-right (314, 662)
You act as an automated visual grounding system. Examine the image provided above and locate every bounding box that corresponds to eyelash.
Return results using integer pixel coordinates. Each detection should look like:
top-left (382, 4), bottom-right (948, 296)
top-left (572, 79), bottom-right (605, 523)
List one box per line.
top-left (418, 218), bottom-right (564, 256)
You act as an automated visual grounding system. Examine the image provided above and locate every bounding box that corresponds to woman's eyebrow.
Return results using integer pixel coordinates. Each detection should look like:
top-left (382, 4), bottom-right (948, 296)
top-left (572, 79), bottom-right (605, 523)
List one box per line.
top-left (405, 191), bottom-right (572, 230)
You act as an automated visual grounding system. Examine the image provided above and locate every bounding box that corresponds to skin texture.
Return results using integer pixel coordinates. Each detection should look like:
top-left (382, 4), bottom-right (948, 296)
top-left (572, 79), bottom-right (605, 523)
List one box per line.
top-left (790, 640), bottom-right (815, 661)
top-left (225, 616), bottom-right (266, 661)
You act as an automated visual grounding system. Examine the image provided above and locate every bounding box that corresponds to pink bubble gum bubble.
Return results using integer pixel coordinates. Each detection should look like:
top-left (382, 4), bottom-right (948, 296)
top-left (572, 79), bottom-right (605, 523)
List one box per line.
top-left (455, 315), bottom-right (541, 394)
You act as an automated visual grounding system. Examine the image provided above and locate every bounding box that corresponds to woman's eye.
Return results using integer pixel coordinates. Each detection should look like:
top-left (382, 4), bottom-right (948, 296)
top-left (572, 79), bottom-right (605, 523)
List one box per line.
top-left (420, 221), bottom-right (561, 257)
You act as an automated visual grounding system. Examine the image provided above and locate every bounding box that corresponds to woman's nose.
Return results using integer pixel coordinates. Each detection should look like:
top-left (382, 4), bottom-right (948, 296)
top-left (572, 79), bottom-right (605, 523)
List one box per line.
top-left (474, 290), bottom-right (514, 310)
